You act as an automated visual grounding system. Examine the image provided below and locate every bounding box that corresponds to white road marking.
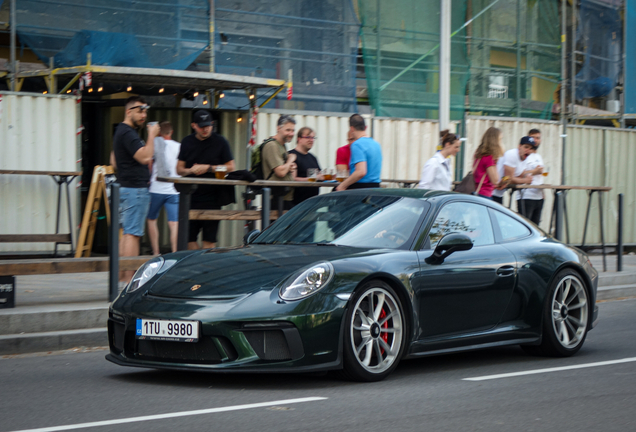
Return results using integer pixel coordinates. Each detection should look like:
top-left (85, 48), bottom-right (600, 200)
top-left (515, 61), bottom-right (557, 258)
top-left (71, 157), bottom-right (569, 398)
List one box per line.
top-left (8, 397), bottom-right (328, 432)
top-left (463, 357), bottom-right (636, 381)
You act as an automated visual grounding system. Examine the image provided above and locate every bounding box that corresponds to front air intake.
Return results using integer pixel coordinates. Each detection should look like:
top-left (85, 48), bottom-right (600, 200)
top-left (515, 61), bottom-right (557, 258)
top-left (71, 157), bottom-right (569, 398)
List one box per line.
top-left (243, 329), bottom-right (292, 361)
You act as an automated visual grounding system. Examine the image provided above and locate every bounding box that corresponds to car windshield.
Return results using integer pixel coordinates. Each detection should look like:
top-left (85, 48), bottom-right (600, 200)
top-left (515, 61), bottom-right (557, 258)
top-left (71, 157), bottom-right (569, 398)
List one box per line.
top-left (253, 194), bottom-right (428, 249)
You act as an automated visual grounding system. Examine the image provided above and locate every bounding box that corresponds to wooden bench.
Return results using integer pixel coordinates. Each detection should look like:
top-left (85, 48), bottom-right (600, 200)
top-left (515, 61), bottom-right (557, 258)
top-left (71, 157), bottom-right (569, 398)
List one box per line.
top-left (189, 210), bottom-right (284, 221)
top-left (0, 170), bottom-right (81, 256)
top-left (0, 234), bottom-right (72, 244)
top-left (0, 256), bottom-right (151, 277)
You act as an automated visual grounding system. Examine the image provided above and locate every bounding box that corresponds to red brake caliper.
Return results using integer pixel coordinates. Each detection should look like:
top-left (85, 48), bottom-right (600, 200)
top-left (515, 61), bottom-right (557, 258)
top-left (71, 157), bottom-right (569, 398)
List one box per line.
top-left (379, 308), bottom-right (389, 354)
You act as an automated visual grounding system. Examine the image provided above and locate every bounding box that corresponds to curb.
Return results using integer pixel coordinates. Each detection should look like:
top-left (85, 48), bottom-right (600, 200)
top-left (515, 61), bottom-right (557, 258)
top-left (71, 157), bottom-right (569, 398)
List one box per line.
top-left (0, 328), bottom-right (107, 356)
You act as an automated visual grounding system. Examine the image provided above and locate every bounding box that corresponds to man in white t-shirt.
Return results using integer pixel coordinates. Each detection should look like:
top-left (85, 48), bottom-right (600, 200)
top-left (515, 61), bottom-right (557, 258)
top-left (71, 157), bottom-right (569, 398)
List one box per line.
top-left (147, 121), bottom-right (180, 255)
top-left (517, 129), bottom-right (545, 225)
top-left (491, 136), bottom-right (535, 205)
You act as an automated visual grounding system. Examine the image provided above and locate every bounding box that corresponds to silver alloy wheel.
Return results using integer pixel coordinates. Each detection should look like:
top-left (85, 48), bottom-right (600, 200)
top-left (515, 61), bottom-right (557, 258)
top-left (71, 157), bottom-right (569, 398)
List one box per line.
top-left (551, 275), bottom-right (589, 349)
top-left (350, 287), bottom-right (403, 374)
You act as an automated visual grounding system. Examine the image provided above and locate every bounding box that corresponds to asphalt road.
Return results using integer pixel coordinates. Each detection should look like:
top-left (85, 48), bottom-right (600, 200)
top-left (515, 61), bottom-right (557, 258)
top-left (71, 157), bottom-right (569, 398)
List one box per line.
top-left (1, 298), bottom-right (635, 432)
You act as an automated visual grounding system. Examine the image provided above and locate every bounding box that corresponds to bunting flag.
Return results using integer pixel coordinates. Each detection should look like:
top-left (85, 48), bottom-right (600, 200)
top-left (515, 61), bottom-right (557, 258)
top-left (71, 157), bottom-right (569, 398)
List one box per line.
top-left (286, 81), bottom-right (293, 100)
top-left (286, 69), bottom-right (293, 100)
top-left (248, 106), bottom-right (259, 147)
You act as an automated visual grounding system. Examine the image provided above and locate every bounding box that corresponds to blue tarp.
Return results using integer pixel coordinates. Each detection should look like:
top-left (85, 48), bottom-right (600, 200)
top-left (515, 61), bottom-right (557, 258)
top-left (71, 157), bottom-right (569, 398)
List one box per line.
top-left (19, 30), bottom-right (205, 70)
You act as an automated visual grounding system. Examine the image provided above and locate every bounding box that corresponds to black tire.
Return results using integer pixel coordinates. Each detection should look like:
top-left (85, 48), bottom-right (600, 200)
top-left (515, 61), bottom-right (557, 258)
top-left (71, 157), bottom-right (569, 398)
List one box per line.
top-left (339, 280), bottom-right (407, 382)
top-left (523, 269), bottom-right (591, 357)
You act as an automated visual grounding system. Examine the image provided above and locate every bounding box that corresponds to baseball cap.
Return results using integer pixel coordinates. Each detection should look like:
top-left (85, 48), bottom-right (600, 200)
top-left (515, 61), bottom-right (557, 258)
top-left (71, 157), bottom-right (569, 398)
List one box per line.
top-left (520, 136), bottom-right (538, 148)
top-left (193, 110), bottom-right (212, 127)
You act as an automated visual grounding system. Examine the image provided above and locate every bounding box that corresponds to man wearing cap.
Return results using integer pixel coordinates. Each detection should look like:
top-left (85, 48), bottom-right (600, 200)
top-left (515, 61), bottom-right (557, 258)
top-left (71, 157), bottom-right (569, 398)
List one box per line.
top-left (517, 129), bottom-right (545, 224)
top-left (491, 136), bottom-right (536, 205)
top-left (112, 96), bottom-right (159, 286)
top-left (177, 110), bottom-right (235, 249)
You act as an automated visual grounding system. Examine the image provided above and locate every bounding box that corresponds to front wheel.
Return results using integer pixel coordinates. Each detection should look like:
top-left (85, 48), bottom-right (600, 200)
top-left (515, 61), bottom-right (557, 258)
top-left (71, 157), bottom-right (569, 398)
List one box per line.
top-left (524, 269), bottom-right (590, 357)
top-left (340, 280), bottom-right (406, 382)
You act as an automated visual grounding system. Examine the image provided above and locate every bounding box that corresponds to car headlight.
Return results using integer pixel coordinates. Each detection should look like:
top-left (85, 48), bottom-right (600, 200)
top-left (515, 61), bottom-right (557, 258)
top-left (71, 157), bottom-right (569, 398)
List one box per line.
top-left (279, 262), bottom-right (334, 301)
top-left (127, 257), bottom-right (165, 293)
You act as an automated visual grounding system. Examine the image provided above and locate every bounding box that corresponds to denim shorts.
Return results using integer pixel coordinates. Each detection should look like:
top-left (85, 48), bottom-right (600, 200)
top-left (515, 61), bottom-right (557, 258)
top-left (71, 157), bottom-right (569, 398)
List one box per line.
top-left (119, 187), bottom-right (151, 237)
top-left (147, 193), bottom-right (179, 221)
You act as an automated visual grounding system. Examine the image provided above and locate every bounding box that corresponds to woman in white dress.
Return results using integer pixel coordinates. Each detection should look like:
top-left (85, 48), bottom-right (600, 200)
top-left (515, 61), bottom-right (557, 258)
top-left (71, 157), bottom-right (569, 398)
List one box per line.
top-left (417, 130), bottom-right (461, 191)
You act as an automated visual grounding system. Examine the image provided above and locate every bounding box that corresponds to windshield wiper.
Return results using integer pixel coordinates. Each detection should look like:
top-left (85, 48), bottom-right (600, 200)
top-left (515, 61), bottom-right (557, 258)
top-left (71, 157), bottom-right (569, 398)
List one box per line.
top-left (315, 242), bottom-right (337, 246)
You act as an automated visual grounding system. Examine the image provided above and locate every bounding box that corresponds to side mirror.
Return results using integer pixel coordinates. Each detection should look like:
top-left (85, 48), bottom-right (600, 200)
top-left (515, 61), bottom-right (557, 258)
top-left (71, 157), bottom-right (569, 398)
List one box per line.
top-left (243, 229), bottom-right (261, 245)
top-left (425, 233), bottom-right (473, 265)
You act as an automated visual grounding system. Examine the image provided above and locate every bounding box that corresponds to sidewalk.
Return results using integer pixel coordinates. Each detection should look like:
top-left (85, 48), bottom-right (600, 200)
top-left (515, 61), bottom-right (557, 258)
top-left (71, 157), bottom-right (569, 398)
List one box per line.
top-left (1, 253), bottom-right (635, 355)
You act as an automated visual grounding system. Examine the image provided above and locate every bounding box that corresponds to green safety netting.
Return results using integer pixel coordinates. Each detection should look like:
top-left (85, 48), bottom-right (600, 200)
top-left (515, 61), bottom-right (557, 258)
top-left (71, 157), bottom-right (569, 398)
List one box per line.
top-left (358, 0), bottom-right (561, 120)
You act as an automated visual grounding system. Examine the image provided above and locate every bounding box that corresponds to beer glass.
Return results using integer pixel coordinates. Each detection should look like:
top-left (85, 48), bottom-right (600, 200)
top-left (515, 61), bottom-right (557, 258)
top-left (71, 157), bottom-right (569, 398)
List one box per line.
top-left (215, 166), bottom-right (227, 179)
top-left (307, 168), bottom-right (319, 182)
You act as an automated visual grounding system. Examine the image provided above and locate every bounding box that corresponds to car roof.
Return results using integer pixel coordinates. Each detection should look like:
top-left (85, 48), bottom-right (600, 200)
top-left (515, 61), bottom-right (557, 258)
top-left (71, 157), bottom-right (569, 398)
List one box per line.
top-left (334, 188), bottom-right (453, 200)
top-left (335, 189), bottom-right (537, 231)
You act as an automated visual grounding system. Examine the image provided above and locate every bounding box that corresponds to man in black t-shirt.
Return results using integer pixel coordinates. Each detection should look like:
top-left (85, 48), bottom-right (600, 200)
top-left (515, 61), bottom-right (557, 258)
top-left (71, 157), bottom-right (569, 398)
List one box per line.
top-left (112, 96), bottom-right (159, 285)
top-left (289, 126), bottom-right (321, 206)
top-left (177, 110), bottom-right (235, 249)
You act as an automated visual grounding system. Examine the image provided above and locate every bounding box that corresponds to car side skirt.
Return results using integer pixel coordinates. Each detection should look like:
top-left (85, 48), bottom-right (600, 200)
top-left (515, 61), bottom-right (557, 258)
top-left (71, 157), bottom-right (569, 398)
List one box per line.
top-left (404, 337), bottom-right (539, 359)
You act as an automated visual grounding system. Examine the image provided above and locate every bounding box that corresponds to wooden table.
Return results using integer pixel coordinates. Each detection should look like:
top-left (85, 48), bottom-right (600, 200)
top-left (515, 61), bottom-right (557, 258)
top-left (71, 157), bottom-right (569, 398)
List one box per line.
top-left (507, 184), bottom-right (613, 270)
top-left (0, 170), bottom-right (81, 256)
top-left (158, 176), bottom-right (341, 251)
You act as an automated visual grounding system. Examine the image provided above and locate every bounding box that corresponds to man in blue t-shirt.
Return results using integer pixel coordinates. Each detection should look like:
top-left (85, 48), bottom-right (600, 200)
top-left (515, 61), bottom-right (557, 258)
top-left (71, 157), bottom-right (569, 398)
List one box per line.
top-left (336, 114), bottom-right (382, 191)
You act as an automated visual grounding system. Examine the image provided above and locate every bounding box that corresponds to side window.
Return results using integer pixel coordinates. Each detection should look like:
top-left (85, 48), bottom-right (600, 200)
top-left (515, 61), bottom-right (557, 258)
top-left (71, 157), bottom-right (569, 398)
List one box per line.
top-left (493, 210), bottom-right (531, 241)
top-left (428, 202), bottom-right (495, 248)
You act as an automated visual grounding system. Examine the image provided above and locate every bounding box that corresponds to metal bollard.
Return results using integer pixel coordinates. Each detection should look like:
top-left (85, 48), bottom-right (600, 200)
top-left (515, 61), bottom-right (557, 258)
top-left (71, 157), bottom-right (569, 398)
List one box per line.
top-left (554, 191), bottom-right (564, 241)
top-left (109, 183), bottom-right (120, 302)
top-left (261, 187), bottom-right (271, 229)
top-left (617, 193), bottom-right (623, 272)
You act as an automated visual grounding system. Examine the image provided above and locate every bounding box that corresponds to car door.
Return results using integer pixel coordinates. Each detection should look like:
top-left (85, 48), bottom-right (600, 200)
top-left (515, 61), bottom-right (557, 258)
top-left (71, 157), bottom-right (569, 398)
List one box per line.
top-left (413, 201), bottom-right (517, 339)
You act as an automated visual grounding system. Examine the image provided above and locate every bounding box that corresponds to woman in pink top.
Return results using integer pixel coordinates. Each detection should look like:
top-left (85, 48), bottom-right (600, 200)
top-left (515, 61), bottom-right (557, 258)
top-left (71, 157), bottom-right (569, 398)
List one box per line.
top-left (473, 127), bottom-right (504, 198)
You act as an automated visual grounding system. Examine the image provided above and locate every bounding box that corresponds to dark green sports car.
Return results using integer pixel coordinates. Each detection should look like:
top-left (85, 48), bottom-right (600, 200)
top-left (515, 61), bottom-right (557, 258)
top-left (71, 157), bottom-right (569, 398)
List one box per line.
top-left (107, 189), bottom-right (599, 381)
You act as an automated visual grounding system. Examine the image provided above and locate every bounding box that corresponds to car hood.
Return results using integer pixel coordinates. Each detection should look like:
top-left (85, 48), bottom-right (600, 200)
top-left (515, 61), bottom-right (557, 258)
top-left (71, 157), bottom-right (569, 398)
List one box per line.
top-left (148, 244), bottom-right (371, 299)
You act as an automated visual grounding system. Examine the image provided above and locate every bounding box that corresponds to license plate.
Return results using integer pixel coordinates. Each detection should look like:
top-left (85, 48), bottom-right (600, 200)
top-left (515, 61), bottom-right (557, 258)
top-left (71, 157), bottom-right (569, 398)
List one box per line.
top-left (136, 319), bottom-right (199, 342)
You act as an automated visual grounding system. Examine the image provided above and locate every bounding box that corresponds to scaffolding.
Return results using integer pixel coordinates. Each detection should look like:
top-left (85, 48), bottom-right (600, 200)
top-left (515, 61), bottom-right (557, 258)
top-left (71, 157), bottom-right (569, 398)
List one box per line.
top-left (358, 0), bottom-right (561, 120)
top-left (2, 0), bottom-right (360, 112)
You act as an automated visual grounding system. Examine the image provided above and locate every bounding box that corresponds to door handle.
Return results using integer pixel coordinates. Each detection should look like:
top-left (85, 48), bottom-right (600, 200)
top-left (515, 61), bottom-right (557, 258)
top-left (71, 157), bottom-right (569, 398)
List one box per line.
top-left (496, 265), bottom-right (515, 277)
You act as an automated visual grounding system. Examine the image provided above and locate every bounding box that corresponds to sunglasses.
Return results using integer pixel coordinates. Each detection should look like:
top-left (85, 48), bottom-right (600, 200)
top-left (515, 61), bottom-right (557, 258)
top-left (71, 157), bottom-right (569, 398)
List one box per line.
top-left (129, 105), bottom-right (150, 112)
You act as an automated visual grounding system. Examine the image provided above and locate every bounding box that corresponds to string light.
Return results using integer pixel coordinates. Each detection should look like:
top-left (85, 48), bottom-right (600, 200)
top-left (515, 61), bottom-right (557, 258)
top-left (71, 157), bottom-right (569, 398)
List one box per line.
top-left (97, 84), bottom-right (103, 92)
top-left (193, 91), bottom-right (199, 97)
top-left (219, 92), bottom-right (225, 99)
top-left (66, 89), bottom-right (71, 94)
top-left (88, 88), bottom-right (93, 93)
top-left (249, 94), bottom-right (255, 100)
top-left (237, 114), bottom-right (243, 123)
top-left (127, 83), bottom-right (132, 92)
top-left (202, 97), bottom-right (208, 105)
top-left (159, 87), bottom-right (164, 93)
top-left (43, 91), bottom-right (48, 94)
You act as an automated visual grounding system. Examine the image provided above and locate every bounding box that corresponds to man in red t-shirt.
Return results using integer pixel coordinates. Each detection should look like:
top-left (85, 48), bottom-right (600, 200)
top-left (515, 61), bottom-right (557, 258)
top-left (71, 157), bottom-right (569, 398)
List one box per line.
top-left (336, 131), bottom-right (355, 172)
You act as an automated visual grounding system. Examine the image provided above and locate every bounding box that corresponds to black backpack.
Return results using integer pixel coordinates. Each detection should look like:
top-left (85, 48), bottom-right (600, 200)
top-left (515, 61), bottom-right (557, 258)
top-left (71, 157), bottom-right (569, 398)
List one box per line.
top-left (250, 138), bottom-right (277, 180)
top-left (248, 138), bottom-right (289, 198)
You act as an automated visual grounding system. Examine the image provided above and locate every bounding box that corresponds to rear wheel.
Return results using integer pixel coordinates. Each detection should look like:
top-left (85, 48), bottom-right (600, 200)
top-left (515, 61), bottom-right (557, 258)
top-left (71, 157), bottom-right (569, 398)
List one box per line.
top-left (340, 280), bottom-right (406, 382)
top-left (523, 269), bottom-right (590, 357)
